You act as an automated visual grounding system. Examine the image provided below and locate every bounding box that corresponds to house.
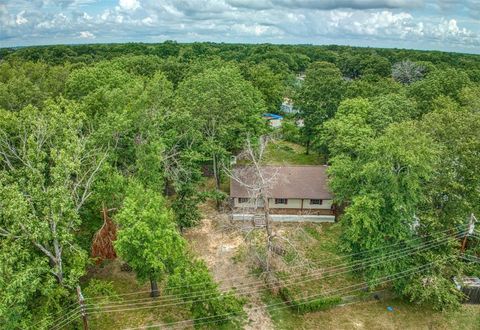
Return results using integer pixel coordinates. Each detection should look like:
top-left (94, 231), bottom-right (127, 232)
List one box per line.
top-left (280, 97), bottom-right (299, 114)
top-left (230, 165), bottom-right (336, 223)
top-left (262, 113), bottom-right (283, 128)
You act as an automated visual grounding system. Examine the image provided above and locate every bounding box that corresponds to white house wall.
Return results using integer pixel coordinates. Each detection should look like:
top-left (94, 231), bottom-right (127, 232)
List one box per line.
top-left (268, 198), bottom-right (302, 209)
top-left (303, 199), bottom-right (333, 210)
top-left (234, 197), bottom-right (333, 210)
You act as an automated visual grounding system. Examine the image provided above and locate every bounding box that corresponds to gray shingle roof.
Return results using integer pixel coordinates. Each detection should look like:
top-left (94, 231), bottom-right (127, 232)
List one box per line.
top-left (230, 165), bottom-right (333, 199)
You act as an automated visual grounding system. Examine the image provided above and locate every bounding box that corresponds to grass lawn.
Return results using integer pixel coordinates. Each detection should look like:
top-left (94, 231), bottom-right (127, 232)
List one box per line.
top-left (263, 140), bottom-right (325, 165)
top-left (264, 293), bottom-right (480, 330)
top-left (266, 222), bottom-right (480, 330)
top-left (82, 261), bottom-right (191, 330)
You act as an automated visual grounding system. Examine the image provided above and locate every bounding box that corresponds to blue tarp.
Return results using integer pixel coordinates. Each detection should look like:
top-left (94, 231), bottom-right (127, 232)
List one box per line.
top-left (263, 113), bottom-right (283, 120)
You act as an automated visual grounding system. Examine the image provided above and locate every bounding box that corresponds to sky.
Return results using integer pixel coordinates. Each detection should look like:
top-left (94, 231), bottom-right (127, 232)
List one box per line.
top-left (1, 0), bottom-right (479, 54)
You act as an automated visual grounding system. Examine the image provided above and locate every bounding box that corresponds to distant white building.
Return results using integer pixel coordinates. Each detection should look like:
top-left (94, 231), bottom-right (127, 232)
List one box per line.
top-left (262, 113), bottom-right (283, 128)
top-left (280, 97), bottom-right (299, 114)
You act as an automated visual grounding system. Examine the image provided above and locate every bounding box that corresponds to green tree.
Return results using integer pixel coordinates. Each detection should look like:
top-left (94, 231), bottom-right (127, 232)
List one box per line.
top-left (241, 63), bottom-right (286, 113)
top-left (114, 181), bottom-right (186, 297)
top-left (419, 104), bottom-right (480, 226)
top-left (167, 259), bottom-right (245, 327)
top-left (296, 61), bottom-right (345, 154)
top-left (322, 98), bottom-right (375, 157)
top-left (344, 74), bottom-right (403, 99)
top-left (330, 121), bottom-right (466, 310)
top-left (175, 65), bottom-right (266, 191)
top-left (0, 99), bottom-right (103, 327)
top-left (322, 94), bottom-right (415, 158)
top-left (407, 68), bottom-right (471, 116)
top-left (0, 61), bottom-right (70, 112)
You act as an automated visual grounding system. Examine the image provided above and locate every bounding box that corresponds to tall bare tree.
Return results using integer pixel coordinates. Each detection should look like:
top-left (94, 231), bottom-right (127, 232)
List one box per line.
top-left (226, 136), bottom-right (280, 275)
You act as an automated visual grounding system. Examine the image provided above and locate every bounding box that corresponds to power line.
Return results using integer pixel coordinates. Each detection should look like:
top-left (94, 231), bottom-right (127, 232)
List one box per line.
top-left (45, 306), bottom-right (82, 330)
top-left (85, 235), bottom-right (450, 312)
top-left (171, 262), bottom-right (436, 329)
top-left (80, 230), bottom-right (462, 316)
top-left (84, 230), bottom-right (464, 309)
top-left (51, 228), bottom-right (464, 329)
top-left (83, 225), bottom-right (462, 303)
top-left (30, 301), bottom-right (80, 329)
top-left (50, 310), bottom-right (83, 330)
top-left (127, 262), bottom-right (436, 330)
top-left (82, 232), bottom-right (461, 316)
top-left (51, 230), bottom-right (463, 329)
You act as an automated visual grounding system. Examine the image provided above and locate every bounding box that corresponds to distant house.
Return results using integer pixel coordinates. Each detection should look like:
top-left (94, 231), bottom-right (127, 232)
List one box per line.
top-left (262, 113), bottom-right (283, 128)
top-left (230, 165), bottom-right (336, 223)
top-left (280, 97), bottom-right (299, 114)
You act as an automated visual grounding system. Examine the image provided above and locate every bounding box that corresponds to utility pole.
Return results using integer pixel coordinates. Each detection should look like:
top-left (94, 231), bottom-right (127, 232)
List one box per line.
top-left (77, 285), bottom-right (89, 330)
top-left (461, 213), bottom-right (477, 253)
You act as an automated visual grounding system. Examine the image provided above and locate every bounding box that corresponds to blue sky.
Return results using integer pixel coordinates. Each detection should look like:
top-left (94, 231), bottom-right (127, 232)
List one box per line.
top-left (1, 0), bottom-right (479, 54)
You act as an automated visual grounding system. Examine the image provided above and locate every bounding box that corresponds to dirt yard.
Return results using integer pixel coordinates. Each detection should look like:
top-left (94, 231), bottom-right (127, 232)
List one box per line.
top-left (184, 202), bottom-right (275, 330)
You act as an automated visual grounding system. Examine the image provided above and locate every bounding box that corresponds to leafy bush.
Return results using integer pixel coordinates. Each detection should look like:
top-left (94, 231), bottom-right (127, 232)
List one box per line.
top-left (402, 274), bottom-right (463, 311)
top-left (84, 279), bottom-right (121, 306)
top-left (279, 287), bottom-right (341, 314)
top-left (167, 259), bottom-right (246, 328)
top-left (281, 120), bottom-right (302, 144)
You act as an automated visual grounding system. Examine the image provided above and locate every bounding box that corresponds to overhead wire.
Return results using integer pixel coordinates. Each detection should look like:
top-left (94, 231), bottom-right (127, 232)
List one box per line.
top-left (83, 225), bottom-right (463, 303)
top-left (84, 232), bottom-right (457, 313)
top-left (50, 309), bottom-right (83, 330)
top-left (127, 261), bottom-right (436, 330)
top-left (50, 227), bottom-right (466, 329)
top-left (82, 231), bottom-right (463, 315)
top-left (86, 229), bottom-right (464, 307)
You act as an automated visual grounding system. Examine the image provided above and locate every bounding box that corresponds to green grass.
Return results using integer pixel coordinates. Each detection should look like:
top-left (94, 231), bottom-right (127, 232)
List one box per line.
top-left (275, 223), bottom-right (358, 299)
top-left (267, 223), bottom-right (480, 329)
top-left (263, 140), bottom-right (325, 165)
top-left (83, 260), bottom-right (191, 330)
top-left (264, 292), bottom-right (480, 330)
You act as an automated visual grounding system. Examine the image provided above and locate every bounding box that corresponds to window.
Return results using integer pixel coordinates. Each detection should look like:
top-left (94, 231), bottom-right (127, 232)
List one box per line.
top-left (310, 199), bottom-right (323, 205)
top-left (238, 198), bottom-right (249, 204)
top-left (275, 198), bottom-right (288, 204)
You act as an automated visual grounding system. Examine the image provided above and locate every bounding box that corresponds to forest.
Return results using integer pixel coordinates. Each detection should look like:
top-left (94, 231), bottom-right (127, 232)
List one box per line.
top-left (0, 42), bottom-right (480, 329)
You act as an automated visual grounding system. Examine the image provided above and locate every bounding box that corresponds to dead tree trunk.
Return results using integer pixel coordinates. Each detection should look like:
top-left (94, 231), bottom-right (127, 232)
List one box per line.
top-left (91, 204), bottom-right (117, 263)
top-left (262, 189), bottom-right (273, 273)
top-left (226, 136), bottom-right (278, 278)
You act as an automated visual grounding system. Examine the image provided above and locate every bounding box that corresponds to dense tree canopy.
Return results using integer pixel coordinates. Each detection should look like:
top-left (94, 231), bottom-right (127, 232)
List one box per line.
top-left (296, 61), bottom-right (345, 154)
top-left (0, 99), bottom-right (103, 327)
top-left (0, 42), bottom-right (479, 327)
top-left (175, 64), bottom-right (266, 189)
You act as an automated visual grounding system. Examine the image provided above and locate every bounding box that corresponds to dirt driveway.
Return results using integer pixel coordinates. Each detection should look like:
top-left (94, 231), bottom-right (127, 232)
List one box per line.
top-left (184, 203), bottom-right (274, 330)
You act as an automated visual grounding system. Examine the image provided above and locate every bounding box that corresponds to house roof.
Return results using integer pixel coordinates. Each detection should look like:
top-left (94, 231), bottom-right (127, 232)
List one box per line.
top-left (230, 165), bottom-right (333, 199)
top-left (262, 113), bottom-right (283, 120)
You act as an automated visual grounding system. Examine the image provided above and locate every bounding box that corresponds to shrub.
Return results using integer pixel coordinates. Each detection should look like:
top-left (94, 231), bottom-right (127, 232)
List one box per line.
top-left (278, 286), bottom-right (342, 314)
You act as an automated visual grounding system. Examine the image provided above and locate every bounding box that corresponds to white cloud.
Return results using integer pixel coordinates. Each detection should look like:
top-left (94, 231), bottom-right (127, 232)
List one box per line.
top-left (0, 0), bottom-right (479, 52)
top-left (232, 24), bottom-right (266, 36)
top-left (118, 0), bottom-right (141, 11)
top-left (141, 16), bottom-right (155, 26)
top-left (15, 10), bottom-right (28, 25)
top-left (79, 30), bottom-right (95, 38)
top-left (100, 10), bottom-right (110, 21)
top-left (227, 0), bottom-right (424, 10)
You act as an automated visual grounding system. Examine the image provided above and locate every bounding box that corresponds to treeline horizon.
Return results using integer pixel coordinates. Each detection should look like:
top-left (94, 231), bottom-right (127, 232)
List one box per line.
top-left (2, 41), bottom-right (480, 67)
